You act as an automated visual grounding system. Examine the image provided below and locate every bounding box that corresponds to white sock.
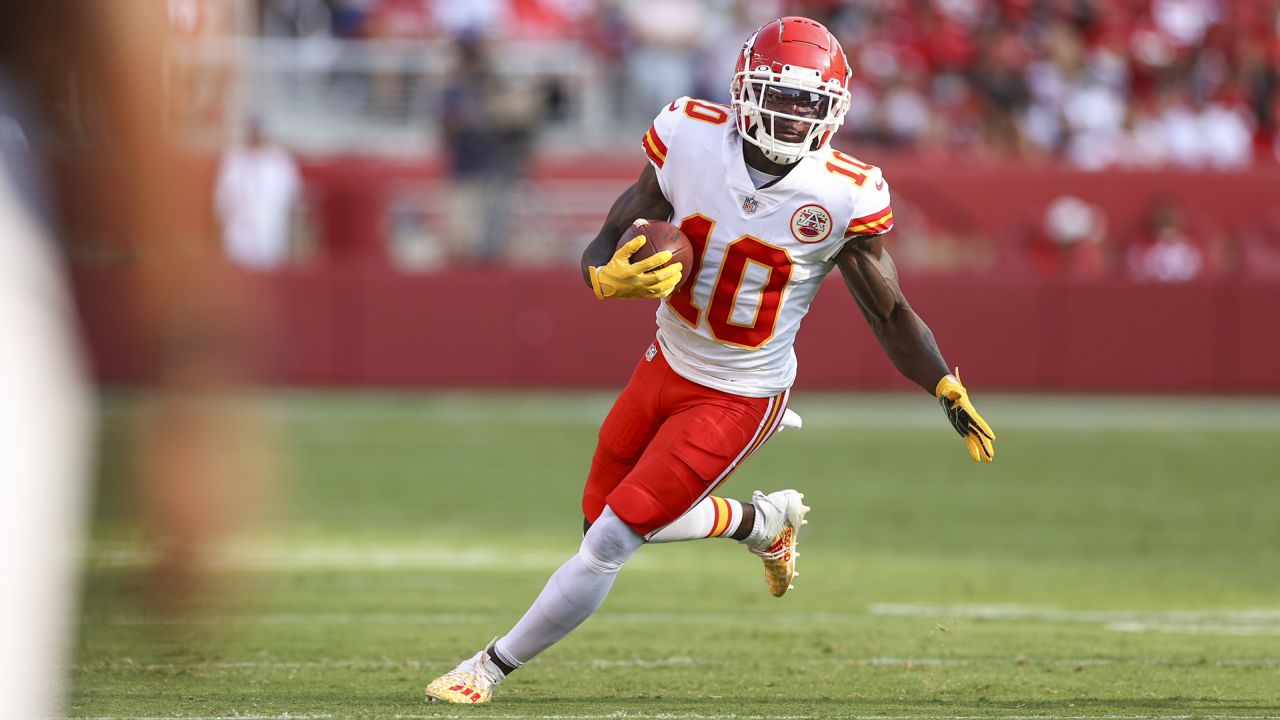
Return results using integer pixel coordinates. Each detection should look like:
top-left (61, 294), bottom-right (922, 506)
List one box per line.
top-left (742, 490), bottom-right (788, 548)
top-left (493, 508), bottom-right (643, 665)
top-left (647, 496), bottom-right (746, 543)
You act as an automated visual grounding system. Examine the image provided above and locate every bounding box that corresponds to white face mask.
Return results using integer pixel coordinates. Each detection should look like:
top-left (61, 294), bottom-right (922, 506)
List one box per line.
top-left (732, 65), bottom-right (851, 164)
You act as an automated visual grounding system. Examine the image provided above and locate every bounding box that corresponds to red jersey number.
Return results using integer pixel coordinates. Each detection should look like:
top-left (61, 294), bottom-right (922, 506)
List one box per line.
top-left (668, 214), bottom-right (794, 349)
top-left (682, 99), bottom-right (730, 126)
top-left (825, 150), bottom-right (875, 187)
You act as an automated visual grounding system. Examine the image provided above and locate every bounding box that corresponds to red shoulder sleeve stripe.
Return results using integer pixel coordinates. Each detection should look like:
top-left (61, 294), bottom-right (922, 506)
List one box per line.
top-left (643, 126), bottom-right (668, 168)
top-left (845, 206), bottom-right (894, 235)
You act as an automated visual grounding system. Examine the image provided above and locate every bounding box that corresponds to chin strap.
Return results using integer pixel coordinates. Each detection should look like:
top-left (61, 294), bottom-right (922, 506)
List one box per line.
top-left (750, 124), bottom-right (805, 165)
top-left (761, 147), bottom-right (803, 165)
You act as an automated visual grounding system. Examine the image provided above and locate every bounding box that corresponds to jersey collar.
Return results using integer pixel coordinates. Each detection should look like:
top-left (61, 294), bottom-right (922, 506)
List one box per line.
top-left (723, 124), bottom-right (808, 219)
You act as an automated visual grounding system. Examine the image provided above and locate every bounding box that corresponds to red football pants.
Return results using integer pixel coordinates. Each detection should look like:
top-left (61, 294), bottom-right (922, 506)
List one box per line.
top-left (582, 342), bottom-right (789, 538)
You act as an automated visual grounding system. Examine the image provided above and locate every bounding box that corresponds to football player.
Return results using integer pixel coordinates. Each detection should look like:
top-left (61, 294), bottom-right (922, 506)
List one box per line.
top-left (426, 16), bottom-right (995, 704)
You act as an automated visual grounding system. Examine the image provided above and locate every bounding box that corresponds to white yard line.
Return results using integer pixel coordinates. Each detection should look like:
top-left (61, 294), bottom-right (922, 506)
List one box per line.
top-left (69, 715), bottom-right (1280, 720)
top-left (229, 392), bottom-right (1280, 433)
top-left (78, 656), bottom-right (1280, 672)
top-left (869, 603), bottom-right (1280, 626)
top-left (389, 715), bottom-right (1280, 720)
top-left (94, 603), bottom-right (1280, 639)
top-left (1107, 622), bottom-right (1280, 637)
top-left (84, 543), bottom-right (657, 572)
top-left (96, 606), bottom-right (1280, 638)
top-left (73, 715), bottom-right (335, 720)
top-left (395, 716), bottom-right (1280, 720)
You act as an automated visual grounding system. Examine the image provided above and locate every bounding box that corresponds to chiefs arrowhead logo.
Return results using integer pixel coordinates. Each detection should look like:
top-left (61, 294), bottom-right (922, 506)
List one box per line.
top-left (790, 204), bottom-right (833, 243)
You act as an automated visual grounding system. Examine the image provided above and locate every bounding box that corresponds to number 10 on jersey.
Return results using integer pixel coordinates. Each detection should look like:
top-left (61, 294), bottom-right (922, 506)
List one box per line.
top-left (667, 214), bottom-right (794, 349)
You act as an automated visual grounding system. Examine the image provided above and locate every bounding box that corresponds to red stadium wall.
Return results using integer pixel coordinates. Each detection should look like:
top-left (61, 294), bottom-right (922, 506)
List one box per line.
top-left (68, 156), bottom-right (1280, 392)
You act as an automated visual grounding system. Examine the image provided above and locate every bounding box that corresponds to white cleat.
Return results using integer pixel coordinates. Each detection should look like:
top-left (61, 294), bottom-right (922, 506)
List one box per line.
top-left (747, 489), bottom-right (810, 597)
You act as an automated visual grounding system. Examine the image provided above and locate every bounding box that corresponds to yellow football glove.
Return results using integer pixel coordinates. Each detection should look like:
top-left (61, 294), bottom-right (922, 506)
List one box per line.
top-left (935, 368), bottom-right (996, 463)
top-left (589, 236), bottom-right (684, 300)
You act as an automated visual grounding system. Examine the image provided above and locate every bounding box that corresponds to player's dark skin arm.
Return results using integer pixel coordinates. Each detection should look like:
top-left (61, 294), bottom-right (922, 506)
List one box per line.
top-left (835, 235), bottom-right (950, 393)
top-left (580, 164), bottom-right (674, 287)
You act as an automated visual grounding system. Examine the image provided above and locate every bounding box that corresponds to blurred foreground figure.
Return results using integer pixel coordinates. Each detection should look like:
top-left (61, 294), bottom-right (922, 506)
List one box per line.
top-left (425, 17), bottom-right (996, 704)
top-left (0, 85), bottom-right (91, 720)
top-left (0, 2), bottom-right (268, 714)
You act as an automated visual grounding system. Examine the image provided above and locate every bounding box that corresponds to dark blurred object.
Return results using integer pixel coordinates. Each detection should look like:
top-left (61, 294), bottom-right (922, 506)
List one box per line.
top-left (440, 37), bottom-right (545, 263)
top-left (330, 0), bottom-right (372, 39)
top-left (261, 0), bottom-right (334, 37)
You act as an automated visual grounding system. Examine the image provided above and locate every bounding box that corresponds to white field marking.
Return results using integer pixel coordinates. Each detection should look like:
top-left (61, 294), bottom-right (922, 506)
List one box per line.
top-left (869, 603), bottom-right (1280, 626)
top-left (73, 715), bottom-right (334, 720)
top-left (84, 541), bottom-right (654, 572)
top-left (69, 715), bottom-right (1280, 720)
top-left (78, 656), bottom-right (698, 672)
top-left (586, 656), bottom-right (696, 668)
top-left (790, 397), bottom-right (1280, 433)
top-left (229, 391), bottom-right (1280, 433)
top-left (382, 714), bottom-right (1280, 720)
top-left (1108, 622), bottom-right (1280, 637)
top-left (100, 613), bottom-right (497, 626)
top-left (94, 611), bottom-right (862, 626)
top-left (76, 656), bottom-right (1280, 673)
top-left (94, 607), bottom-right (1280, 632)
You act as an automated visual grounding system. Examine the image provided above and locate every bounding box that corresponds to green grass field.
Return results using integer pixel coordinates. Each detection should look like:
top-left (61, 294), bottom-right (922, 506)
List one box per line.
top-left (72, 392), bottom-right (1280, 719)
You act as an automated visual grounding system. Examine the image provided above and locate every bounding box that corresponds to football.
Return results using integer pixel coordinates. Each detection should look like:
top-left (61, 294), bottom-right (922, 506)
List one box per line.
top-left (617, 219), bottom-right (694, 289)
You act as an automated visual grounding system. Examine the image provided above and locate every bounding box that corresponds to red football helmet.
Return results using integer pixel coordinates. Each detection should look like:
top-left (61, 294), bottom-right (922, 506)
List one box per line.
top-left (730, 17), bottom-right (852, 164)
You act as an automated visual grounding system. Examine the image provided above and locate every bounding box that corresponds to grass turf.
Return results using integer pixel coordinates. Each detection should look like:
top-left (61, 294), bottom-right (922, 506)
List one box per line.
top-left (71, 392), bottom-right (1280, 719)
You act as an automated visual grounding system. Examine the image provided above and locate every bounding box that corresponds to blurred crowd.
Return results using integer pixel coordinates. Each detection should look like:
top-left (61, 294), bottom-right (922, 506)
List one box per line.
top-left (1019, 194), bottom-right (1280, 282)
top-left (258, 0), bottom-right (1280, 170)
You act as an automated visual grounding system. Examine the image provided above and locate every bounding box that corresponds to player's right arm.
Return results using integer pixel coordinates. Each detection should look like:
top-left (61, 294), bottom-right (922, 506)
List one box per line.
top-left (580, 163), bottom-right (679, 299)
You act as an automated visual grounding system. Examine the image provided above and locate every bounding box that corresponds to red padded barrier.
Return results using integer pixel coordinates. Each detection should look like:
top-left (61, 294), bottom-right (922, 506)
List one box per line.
top-left (68, 265), bottom-right (1280, 392)
top-left (64, 155), bottom-right (1280, 393)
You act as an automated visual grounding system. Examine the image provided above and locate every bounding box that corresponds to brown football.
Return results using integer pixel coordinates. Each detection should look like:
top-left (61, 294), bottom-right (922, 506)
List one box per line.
top-left (617, 219), bottom-right (694, 290)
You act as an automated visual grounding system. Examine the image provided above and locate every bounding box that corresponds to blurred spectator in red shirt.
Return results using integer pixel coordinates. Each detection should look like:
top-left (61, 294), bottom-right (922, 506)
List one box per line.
top-left (1029, 195), bottom-right (1111, 279)
top-left (1238, 207), bottom-right (1280, 279)
top-left (1126, 198), bottom-right (1205, 282)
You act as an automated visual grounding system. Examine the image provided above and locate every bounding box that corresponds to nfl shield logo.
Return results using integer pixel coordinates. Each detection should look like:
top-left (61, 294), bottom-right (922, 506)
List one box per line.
top-left (742, 195), bottom-right (759, 214)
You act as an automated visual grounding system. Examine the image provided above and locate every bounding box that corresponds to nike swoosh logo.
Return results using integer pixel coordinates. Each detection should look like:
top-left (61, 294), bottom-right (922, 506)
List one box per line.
top-left (875, 179), bottom-right (885, 190)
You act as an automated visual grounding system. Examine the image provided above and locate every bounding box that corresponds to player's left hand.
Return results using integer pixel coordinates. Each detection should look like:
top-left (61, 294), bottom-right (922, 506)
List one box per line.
top-left (935, 369), bottom-right (996, 463)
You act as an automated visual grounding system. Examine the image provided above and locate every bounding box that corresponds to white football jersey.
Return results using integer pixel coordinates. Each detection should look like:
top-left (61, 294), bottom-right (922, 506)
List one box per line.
top-left (642, 97), bottom-right (894, 397)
